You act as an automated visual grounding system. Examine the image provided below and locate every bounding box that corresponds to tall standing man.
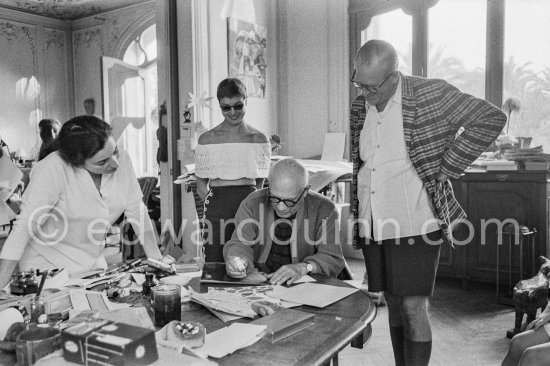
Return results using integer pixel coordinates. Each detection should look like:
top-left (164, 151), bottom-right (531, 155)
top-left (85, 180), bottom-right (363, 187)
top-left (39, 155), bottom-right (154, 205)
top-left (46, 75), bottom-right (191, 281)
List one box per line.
top-left (350, 40), bottom-right (506, 366)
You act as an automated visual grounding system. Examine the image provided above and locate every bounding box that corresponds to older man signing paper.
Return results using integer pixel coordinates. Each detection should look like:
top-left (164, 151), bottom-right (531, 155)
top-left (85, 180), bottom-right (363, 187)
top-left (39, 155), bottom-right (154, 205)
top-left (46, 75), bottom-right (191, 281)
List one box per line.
top-left (223, 158), bottom-right (344, 285)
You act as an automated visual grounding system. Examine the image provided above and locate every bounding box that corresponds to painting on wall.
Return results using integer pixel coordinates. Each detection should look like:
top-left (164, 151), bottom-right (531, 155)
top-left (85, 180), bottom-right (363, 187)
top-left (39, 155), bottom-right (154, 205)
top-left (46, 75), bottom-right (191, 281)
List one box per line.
top-left (227, 18), bottom-right (267, 98)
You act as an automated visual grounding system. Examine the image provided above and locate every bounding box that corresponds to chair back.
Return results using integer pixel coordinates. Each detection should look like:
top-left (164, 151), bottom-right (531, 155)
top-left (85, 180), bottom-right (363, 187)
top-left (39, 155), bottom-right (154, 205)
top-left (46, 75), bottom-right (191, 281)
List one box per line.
top-left (186, 181), bottom-right (204, 219)
top-left (138, 176), bottom-right (158, 206)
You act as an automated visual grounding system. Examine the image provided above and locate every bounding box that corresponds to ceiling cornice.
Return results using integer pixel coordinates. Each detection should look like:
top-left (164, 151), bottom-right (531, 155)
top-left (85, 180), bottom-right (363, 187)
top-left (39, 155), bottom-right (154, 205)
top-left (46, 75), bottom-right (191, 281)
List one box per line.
top-left (0, 0), bottom-right (149, 21)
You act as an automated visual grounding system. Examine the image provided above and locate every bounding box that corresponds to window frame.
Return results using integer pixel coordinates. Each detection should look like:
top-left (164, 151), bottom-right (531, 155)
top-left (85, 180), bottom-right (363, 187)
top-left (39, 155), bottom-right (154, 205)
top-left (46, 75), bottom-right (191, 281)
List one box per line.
top-left (349, 0), bottom-right (505, 107)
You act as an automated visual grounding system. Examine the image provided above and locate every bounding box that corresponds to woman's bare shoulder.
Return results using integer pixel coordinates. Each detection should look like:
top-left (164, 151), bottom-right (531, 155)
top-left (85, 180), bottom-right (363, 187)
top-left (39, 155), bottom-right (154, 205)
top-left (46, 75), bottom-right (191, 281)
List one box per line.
top-left (243, 126), bottom-right (269, 144)
top-left (197, 129), bottom-right (221, 145)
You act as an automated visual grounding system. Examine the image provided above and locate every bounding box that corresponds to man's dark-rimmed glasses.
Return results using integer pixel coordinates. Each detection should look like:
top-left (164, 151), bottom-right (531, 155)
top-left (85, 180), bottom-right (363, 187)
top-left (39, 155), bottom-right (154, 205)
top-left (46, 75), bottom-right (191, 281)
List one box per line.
top-left (268, 185), bottom-right (311, 207)
top-left (351, 70), bottom-right (394, 95)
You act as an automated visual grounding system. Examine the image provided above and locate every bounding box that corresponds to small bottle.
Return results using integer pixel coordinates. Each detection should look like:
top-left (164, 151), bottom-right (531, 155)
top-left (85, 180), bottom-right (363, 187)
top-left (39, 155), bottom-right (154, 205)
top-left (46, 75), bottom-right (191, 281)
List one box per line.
top-left (30, 296), bottom-right (45, 323)
top-left (142, 273), bottom-right (156, 297)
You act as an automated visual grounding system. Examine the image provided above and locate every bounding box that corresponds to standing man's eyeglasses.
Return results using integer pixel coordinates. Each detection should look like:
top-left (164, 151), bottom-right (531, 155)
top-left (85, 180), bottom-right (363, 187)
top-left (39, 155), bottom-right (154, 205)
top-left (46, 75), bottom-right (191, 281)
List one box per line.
top-left (351, 70), bottom-right (394, 95)
top-left (268, 185), bottom-right (311, 207)
top-left (220, 103), bottom-right (245, 112)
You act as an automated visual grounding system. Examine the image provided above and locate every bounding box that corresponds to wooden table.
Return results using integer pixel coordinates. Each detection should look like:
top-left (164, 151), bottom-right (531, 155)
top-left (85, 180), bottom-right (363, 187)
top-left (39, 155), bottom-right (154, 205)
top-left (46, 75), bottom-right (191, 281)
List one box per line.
top-left (181, 275), bottom-right (376, 366)
top-left (1, 276), bottom-right (376, 366)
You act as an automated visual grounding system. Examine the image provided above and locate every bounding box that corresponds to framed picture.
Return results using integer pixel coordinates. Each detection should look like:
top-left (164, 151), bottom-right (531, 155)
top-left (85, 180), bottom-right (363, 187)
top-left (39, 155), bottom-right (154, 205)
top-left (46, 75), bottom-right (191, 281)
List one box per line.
top-left (227, 18), bottom-right (267, 98)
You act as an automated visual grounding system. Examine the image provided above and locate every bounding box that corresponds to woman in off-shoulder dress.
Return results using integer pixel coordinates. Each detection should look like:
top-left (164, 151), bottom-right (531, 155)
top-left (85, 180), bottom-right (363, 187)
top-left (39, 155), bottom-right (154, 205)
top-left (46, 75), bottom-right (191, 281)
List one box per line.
top-left (194, 78), bottom-right (271, 262)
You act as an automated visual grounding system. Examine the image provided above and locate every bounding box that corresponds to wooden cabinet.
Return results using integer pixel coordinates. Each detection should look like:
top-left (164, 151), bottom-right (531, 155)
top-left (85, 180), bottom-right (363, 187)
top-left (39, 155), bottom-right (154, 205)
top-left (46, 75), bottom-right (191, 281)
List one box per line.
top-left (438, 171), bottom-right (550, 285)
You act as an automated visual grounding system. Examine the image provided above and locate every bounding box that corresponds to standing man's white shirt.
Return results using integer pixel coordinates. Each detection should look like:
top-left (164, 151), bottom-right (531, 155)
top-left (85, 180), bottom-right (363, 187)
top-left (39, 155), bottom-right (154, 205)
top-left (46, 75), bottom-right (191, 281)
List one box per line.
top-left (357, 75), bottom-right (440, 240)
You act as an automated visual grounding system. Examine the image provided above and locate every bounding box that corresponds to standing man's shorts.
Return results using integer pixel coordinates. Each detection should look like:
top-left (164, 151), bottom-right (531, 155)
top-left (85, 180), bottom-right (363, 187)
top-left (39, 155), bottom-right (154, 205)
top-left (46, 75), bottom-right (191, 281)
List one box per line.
top-left (360, 230), bottom-right (442, 297)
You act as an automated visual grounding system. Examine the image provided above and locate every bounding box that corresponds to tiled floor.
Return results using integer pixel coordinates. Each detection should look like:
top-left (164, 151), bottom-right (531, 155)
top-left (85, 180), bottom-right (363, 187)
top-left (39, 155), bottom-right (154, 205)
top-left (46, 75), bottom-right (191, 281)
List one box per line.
top-left (338, 258), bottom-right (514, 366)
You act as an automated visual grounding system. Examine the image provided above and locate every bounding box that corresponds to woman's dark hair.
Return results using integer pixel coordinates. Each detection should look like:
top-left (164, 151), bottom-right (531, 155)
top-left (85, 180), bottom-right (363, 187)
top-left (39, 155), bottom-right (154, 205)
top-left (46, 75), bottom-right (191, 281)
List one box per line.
top-left (216, 78), bottom-right (247, 101)
top-left (38, 115), bottom-right (112, 166)
top-left (38, 118), bottom-right (60, 145)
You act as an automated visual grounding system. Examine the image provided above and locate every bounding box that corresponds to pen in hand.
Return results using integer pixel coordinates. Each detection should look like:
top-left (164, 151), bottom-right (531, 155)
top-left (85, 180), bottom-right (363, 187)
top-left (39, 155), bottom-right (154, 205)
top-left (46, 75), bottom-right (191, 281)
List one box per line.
top-left (228, 256), bottom-right (248, 278)
top-left (234, 257), bottom-right (246, 274)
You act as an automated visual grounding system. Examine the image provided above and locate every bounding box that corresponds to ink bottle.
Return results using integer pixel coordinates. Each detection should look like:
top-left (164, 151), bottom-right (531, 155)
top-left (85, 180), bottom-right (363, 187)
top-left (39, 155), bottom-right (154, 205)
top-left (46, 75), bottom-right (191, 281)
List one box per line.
top-left (142, 273), bottom-right (156, 297)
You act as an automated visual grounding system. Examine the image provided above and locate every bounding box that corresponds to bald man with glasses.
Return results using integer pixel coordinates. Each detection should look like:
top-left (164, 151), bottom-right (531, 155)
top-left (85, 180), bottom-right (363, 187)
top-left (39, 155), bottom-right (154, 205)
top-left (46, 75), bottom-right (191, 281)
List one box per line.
top-left (223, 158), bottom-right (345, 285)
top-left (349, 40), bottom-right (506, 366)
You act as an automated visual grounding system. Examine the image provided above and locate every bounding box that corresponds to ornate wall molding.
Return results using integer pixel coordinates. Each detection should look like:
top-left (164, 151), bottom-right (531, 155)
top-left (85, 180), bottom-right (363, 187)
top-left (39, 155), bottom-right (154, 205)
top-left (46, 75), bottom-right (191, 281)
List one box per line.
top-left (107, 18), bottom-right (121, 55)
top-left (109, 6), bottom-right (154, 59)
top-left (72, 27), bottom-right (103, 55)
top-left (44, 28), bottom-right (64, 49)
top-left (0, 20), bottom-right (34, 52)
top-left (4, 0), bottom-right (140, 21)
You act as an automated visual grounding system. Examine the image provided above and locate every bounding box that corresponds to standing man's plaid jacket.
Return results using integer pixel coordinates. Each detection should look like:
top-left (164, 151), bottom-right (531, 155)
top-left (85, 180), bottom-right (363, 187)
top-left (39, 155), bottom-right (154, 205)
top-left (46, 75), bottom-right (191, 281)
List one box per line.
top-left (350, 73), bottom-right (507, 248)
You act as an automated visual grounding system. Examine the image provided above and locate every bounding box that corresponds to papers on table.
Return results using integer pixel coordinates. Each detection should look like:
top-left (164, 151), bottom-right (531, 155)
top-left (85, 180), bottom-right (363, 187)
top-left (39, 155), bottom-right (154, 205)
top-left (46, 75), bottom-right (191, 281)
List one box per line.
top-left (189, 287), bottom-right (258, 320)
top-left (189, 285), bottom-right (300, 322)
top-left (199, 323), bottom-right (266, 358)
top-left (68, 289), bottom-right (129, 315)
top-left (98, 307), bottom-right (155, 330)
top-left (131, 273), bottom-right (147, 285)
top-left (43, 268), bottom-right (69, 289)
top-left (294, 274), bottom-right (316, 284)
top-left (69, 273), bottom-right (130, 289)
top-left (160, 272), bottom-right (201, 287)
top-left (268, 283), bottom-right (359, 308)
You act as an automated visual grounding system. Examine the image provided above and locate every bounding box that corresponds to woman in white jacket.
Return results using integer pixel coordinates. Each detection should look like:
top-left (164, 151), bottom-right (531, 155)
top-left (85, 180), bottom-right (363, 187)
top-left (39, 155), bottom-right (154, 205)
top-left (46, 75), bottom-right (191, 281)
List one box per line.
top-left (0, 116), bottom-right (169, 289)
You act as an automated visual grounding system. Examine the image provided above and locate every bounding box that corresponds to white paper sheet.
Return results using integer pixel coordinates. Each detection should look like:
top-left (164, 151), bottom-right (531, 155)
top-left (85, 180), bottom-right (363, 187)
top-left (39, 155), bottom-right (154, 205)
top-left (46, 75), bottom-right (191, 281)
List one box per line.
top-left (43, 268), bottom-right (70, 289)
top-left (68, 289), bottom-right (129, 314)
top-left (98, 307), bottom-right (155, 330)
top-left (268, 283), bottom-right (359, 308)
top-left (294, 275), bottom-right (316, 284)
top-left (199, 323), bottom-right (266, 358)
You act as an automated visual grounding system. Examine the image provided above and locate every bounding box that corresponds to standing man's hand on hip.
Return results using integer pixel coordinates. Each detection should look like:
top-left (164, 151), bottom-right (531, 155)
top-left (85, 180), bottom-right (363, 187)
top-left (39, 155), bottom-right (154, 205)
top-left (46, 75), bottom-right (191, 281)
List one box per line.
top-left (435, 172), bottom-right (449, 182)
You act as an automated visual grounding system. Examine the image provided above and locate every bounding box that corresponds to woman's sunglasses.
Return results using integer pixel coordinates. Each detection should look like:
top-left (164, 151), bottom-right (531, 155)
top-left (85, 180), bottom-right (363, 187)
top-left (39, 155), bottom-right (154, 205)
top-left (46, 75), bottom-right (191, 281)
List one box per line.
top-left (220, 103), bottom-right (245, 112)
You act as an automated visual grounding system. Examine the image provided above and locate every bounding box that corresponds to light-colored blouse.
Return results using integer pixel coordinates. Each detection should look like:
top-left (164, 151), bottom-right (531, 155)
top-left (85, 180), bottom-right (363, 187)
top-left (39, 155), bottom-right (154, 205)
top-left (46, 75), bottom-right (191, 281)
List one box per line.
top-left (0, 149), bottom-right (155, 276)
top-left (194, 142), bottom-right (271, 180)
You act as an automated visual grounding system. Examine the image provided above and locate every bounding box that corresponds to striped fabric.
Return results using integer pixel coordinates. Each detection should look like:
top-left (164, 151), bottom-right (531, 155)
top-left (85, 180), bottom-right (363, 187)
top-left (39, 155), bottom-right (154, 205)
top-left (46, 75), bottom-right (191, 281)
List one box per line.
top-left (350, 73), bottom-right (507, 248)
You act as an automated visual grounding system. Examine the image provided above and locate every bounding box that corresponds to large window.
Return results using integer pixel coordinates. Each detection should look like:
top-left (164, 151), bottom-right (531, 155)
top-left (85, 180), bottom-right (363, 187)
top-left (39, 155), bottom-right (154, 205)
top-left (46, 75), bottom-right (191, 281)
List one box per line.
top-left (361, 8), bottom-right (412, 75)
top-left (503, 0), bottom-right (550, 150)
top-left (351, 0), bottom-right (550, 153)
top-left (428, 0), bottom-right (486, 99)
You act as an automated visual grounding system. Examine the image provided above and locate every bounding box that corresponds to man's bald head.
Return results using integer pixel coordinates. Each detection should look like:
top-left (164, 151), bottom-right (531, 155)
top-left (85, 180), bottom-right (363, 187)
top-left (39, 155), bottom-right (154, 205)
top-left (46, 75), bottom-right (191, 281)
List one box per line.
top-left (355, 39), bottom-right (399, 76)
top-left (268, 159), bottom-right (309, 218)
top-left (269, 158), bottom-right (308, 195)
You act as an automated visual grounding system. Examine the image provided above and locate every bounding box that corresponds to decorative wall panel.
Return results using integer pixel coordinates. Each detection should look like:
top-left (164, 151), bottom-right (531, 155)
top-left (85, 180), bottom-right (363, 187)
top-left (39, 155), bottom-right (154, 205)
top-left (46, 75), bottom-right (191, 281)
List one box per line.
top-left (72, 26), bottom-right (103, 116)
top-left (0, 19), bottom-right (38, 157)
top-left (43, 27), bottom-right (69, 124)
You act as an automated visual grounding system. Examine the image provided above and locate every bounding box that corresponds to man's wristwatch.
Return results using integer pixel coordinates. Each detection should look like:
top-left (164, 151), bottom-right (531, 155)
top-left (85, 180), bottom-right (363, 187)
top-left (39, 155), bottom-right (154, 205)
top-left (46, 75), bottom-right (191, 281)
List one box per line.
top-left (304, 262), bottom-right (313, 275)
